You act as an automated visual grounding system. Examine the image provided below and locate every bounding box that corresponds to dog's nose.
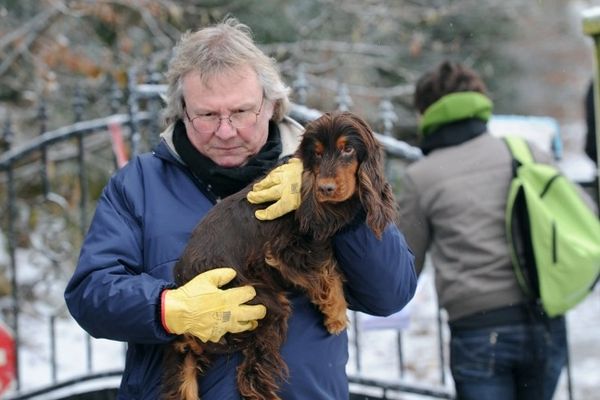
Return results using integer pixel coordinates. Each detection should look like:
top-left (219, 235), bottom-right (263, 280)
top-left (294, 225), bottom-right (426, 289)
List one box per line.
top-left (318, 182), bottom-right (337, 196)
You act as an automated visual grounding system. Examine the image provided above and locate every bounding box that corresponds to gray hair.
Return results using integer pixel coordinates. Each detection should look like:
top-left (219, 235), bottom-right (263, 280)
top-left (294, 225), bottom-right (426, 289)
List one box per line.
top-left (163, 18), bottom-right (290, 124)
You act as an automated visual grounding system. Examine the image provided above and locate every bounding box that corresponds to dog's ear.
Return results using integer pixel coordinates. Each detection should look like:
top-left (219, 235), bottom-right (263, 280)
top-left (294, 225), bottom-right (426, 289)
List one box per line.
top-left (294, 125), bottom-right (322, 235)
top-left (352, 117), bottom-right (397, 239)
top-left (295, 169), bottom-right (326, 235)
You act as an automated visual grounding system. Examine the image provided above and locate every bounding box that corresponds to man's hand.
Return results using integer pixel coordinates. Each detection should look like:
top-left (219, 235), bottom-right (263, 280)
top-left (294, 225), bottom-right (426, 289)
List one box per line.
top-left (161, 268), bottom-right (266, 343)
top-left (246, 158), bottom-right (302, 220)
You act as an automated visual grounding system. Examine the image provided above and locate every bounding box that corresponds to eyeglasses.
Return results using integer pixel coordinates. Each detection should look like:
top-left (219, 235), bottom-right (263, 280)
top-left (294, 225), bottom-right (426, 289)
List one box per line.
top-left (184, 97), bottom-right (264, 133)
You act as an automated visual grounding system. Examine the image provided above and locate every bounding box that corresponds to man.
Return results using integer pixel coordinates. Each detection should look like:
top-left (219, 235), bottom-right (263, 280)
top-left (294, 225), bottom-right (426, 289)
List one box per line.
top-left (397, 60), bottom-right (571, 400)
top-left (65, 18), bottom-right (416, 399)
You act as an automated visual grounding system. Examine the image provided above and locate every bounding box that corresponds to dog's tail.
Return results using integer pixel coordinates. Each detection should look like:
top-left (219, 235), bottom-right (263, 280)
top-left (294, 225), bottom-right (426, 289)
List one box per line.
top-left (162, 335), bottom-right (205, 400)
top-left (179, 351), bottom-right (199, 400)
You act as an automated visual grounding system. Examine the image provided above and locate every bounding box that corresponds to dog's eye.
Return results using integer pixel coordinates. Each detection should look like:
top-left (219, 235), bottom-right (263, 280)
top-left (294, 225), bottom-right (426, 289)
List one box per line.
top-left (341, 145), bottom-right (355, 156)
top-left (314, 141), bottom-right (324, 159)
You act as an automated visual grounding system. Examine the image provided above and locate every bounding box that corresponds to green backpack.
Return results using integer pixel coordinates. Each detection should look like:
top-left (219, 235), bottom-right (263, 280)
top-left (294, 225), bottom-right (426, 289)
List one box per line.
top-left (504, 135), bottom-right (600, 317)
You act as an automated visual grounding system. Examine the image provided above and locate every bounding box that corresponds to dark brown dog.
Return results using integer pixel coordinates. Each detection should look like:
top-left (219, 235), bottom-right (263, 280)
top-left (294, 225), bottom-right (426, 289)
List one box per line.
top-left (162, 111), bottom-right (397, 400)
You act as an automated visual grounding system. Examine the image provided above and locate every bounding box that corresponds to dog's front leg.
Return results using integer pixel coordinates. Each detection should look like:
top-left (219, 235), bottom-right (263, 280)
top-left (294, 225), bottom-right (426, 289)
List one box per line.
top-left (310, 259), bottom-right (348, 335)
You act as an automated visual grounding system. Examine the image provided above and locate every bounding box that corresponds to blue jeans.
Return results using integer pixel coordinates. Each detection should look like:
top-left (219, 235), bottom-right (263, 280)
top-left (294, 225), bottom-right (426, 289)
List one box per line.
top-left (450, 317), bottom-right (567, 400)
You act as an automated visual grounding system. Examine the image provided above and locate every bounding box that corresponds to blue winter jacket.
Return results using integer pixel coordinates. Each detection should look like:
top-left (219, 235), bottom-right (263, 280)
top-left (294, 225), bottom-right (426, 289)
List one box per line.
top-left (64, 122), bottom-right (416, 400)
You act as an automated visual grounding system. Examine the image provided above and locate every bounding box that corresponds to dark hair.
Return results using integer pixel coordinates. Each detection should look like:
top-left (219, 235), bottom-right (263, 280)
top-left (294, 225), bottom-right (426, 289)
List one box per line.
top-left (413, 60), bottom-right (488, 113)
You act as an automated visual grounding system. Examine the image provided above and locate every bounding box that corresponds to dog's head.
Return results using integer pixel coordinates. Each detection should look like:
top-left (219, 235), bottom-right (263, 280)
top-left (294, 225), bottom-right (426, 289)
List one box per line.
top-left (295, 111), bottom-right (397, 239)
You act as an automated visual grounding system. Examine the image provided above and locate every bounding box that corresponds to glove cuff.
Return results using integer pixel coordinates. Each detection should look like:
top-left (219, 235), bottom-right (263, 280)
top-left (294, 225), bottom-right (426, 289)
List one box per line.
top-left (161, 289), bottom-right (176, 334)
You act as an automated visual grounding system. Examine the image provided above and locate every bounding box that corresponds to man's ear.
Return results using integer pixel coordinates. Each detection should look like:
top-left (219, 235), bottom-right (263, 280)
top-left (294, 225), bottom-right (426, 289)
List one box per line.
top-left (264, 98), bottom-right (277, 121)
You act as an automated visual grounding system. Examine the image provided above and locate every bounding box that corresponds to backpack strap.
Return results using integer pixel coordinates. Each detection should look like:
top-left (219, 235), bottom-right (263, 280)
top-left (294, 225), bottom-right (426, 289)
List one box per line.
top-left (504, 135), bottom-right (534, 165)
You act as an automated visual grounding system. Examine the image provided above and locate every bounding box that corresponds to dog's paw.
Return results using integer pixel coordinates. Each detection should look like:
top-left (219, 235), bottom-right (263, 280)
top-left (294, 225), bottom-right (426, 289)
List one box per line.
top-left (325, 316), bottom-right (348, 335)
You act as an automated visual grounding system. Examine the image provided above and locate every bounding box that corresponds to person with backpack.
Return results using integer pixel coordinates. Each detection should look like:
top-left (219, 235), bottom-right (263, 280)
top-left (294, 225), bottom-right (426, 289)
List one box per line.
top-left (396, 60), bottom-right (595, 400)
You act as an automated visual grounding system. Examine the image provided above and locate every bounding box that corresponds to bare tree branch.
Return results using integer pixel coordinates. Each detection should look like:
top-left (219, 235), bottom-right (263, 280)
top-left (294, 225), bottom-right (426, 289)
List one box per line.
top-left (262, 39), bottom-right (397, 58)
top-left (0, 7), bottom-right (62, 77)
top-left (0, 6), bottom-right (61, 51)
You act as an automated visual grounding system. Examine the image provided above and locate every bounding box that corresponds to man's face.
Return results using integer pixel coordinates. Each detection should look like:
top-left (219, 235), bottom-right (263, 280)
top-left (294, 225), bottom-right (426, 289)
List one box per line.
top-left (181, 65), bottom-right (275, 168)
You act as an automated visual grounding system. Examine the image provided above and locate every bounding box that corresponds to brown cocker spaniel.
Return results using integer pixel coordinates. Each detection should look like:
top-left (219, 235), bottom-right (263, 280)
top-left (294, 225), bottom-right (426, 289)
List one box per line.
top-left (162, 111), bottom-right (397, 400)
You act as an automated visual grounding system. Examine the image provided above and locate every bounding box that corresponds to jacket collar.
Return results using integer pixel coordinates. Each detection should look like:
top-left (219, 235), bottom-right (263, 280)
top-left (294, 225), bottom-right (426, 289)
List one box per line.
top-left (419, 91), bottom-right (493, 136)
top-left (420, 118), bottom-right (488, 155)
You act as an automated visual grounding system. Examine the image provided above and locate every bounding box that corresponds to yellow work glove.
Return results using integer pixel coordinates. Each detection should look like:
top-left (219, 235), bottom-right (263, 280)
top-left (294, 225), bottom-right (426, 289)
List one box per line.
top-left (161, 268), bottom-right (266, 343)
top-left (246, 157), bottom-right (303, 220)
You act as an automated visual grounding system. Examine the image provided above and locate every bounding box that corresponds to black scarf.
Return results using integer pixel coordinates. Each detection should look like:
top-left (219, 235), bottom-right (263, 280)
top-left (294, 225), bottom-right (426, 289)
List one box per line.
top-left (172, 119), bottom-right (282, 199)
top-left (420, 118), bottom-right (487, 155)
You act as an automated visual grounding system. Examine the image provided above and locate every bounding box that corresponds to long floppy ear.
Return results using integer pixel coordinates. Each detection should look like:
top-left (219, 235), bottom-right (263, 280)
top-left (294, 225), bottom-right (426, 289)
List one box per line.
top-left (295, 169), bottom-right (324, 235)
top-left (352, 117), bottom-right (398, 239)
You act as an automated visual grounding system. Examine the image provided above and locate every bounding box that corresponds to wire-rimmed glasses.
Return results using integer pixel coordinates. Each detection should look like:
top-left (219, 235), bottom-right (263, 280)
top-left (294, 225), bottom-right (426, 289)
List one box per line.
top-left (184, 97), bottom-right (265, 133)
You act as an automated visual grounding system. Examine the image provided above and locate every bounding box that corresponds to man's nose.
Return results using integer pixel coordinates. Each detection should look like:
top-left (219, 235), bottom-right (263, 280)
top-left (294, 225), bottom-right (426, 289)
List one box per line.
top-left (214, 118), bottom-right (237, 139)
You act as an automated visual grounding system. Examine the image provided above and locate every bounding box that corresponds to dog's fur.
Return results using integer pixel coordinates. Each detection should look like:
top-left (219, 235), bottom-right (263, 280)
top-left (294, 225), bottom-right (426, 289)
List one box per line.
top-left (162, 111), bottom-right (397, 400)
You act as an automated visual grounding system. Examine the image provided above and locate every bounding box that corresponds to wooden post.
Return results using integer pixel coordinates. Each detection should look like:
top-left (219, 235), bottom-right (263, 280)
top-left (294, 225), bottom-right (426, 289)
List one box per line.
top-left (583, 7), bottom-right (600, 209)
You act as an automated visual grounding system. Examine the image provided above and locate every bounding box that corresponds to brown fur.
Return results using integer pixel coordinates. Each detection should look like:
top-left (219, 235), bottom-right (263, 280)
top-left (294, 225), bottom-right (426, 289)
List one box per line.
top-left (161, 111), bottom-right (397, 399)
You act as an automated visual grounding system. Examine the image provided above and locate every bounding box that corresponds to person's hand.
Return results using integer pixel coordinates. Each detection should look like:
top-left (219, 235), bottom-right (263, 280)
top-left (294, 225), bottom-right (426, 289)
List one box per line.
top-left (246, 158), bottom-right (303, 220)
top-left (161, 268), bottom-right (266, 343)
